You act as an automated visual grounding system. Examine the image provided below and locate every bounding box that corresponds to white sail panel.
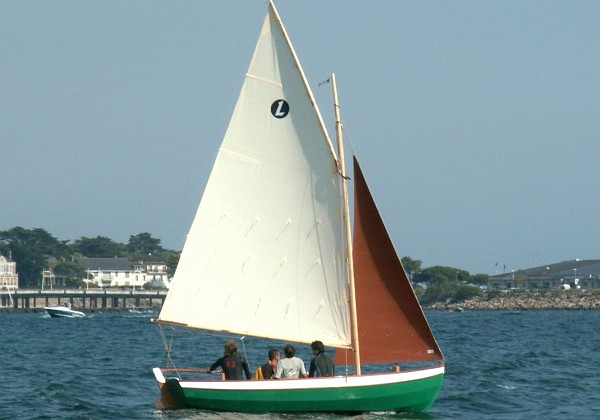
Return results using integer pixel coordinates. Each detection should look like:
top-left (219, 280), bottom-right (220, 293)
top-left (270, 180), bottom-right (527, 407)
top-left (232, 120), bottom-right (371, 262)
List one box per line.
top-left (159, 4), bottom-right (350, 348)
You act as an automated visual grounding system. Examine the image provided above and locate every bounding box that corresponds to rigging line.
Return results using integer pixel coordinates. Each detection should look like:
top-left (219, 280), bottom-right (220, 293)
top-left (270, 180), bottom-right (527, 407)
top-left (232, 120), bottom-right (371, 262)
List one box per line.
top-left (321, 79), bottom-right (356, 159)
top-left (159, 324), bottom-right (180, 379)
top-left (333, 99), bottom-right (351, 181)
top-left (341, 120), bottom-right (357, 156)
top-left (337, 165), bottom-right (351, 180)
top-left (315, 77), bottom-right (330, 105)
top-left (330, 93), bottom-right (357, 158)
top-left (239, 336), bottom-right (252, 373)
top-left (317, 76), bottom-right (349, 180)
top-left (318, 77), bottom-right (331, 87)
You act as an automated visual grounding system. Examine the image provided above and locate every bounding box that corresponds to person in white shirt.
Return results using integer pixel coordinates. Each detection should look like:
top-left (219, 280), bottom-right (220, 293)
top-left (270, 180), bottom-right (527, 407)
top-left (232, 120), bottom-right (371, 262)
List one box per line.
top-left (274, 344), bottom-right (307, 379)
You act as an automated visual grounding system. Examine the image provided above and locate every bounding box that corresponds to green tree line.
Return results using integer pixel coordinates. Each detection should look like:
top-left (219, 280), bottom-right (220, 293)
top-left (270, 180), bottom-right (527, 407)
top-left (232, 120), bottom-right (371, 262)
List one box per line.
top-left (0, 227), bottom-right (180, 288)
top-left (1, 227), bottom-right (489, 304)
top-left (402, 256), bottom-right (488, 305)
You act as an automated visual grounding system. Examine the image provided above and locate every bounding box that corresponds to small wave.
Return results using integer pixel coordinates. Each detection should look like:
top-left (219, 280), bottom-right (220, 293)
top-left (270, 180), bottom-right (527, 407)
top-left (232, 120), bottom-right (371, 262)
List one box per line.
top-left (496, 384), bottom-right (517, 390)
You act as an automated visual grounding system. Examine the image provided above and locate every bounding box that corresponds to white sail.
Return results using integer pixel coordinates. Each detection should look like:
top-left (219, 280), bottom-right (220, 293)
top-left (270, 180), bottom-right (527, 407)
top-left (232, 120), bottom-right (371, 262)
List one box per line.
top-left (159, 3), bottom-right (351, 348)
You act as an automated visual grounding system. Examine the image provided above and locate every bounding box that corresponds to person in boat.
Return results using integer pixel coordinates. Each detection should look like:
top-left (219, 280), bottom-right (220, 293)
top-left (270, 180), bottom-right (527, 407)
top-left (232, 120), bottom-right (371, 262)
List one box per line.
top-left (253, 348), bottom-right (280, 380)
top-left (308, 340), bottom-right (335, 377)
top-left (273, 344), bottom-right (307, 379)
top-left (208, 341), bottom-right (251, 380)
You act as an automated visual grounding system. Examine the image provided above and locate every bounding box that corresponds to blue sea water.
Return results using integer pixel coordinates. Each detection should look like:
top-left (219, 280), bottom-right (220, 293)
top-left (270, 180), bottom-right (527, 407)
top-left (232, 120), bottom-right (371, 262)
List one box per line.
top-left (1, 310), bottom-right (598, 419)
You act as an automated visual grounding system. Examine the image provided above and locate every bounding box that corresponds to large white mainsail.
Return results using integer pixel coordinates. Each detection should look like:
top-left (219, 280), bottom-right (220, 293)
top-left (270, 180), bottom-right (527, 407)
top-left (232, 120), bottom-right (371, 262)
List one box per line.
top-left (159, 4), bottom-right (351, 348)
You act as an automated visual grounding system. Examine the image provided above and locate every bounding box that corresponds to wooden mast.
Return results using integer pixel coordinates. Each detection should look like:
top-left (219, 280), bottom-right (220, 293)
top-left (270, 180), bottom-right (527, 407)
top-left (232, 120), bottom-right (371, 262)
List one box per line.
top-left (331, 73), bottom-right (361, 375)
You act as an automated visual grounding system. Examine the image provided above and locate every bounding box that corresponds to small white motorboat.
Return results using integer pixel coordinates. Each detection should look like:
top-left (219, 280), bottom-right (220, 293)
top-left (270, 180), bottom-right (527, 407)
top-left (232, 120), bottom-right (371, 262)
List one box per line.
top-left (44, 302), bottom-right (85, 318)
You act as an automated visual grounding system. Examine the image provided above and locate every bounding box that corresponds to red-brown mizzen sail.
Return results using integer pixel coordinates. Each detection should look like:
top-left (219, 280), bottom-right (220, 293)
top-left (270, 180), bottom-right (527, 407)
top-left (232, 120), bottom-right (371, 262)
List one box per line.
top-left (337, 156), bottom-right (443, 366)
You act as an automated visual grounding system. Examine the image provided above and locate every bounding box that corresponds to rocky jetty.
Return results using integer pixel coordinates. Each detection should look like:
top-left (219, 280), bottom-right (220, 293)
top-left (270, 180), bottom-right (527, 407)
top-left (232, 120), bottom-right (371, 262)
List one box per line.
top-left (428, 289), bottom-right (600, 311)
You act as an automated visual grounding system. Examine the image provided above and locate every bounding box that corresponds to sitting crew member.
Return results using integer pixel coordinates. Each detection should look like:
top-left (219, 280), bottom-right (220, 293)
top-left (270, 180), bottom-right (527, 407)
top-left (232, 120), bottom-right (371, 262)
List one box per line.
top-left (253, 348), bottom-right (280, 380)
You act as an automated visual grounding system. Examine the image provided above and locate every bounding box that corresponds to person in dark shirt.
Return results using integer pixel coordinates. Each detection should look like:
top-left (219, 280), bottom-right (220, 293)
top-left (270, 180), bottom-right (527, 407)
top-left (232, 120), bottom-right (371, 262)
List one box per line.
top-left (208, 341), bottom-right (251, 380)
top-left (253, 348), bottom-right (280, 380)
top-left (308, 340), bottom-right (334, 377)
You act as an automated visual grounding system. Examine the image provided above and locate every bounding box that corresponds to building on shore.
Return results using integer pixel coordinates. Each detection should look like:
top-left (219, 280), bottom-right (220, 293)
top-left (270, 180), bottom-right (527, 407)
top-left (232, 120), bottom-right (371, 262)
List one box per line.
top-left (77, 257), bottom-right (170, 289)
top-left (489, 259), bottom-right (600, 290)
top-left (0, 254), bottom-right (19, 290)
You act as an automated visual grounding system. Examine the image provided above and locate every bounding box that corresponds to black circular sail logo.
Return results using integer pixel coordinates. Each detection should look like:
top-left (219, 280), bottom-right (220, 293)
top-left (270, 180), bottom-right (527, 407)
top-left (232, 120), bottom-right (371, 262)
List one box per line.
top-left (271, 99), bottom-right (289, 119)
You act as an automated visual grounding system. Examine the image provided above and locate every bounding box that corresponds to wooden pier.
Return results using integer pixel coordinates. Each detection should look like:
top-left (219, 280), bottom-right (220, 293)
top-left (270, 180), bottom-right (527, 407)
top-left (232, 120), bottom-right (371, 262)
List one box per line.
top-left (0, 288), bottom-right (167, 313)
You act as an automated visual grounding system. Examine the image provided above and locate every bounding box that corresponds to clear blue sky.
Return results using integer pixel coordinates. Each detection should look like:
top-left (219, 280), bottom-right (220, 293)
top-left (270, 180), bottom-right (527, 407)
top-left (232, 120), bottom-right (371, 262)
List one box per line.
top-left (1, 1), bottom-right (598, 275)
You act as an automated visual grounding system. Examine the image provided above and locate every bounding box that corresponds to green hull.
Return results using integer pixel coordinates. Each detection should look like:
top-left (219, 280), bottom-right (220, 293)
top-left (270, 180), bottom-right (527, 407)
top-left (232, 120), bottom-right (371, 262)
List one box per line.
top-left (156, 367), bottom-right (444, 413)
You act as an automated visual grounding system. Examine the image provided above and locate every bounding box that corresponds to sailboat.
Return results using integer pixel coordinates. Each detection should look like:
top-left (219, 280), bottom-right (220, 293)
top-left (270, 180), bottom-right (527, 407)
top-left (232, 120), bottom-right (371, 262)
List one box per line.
top-left (152, 0), bottom-right (444, 413)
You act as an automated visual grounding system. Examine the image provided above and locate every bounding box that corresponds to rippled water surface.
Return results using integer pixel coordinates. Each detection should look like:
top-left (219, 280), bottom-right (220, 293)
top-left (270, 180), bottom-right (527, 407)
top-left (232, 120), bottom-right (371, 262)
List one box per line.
top-left (1, 310), bottom-right (598, 419)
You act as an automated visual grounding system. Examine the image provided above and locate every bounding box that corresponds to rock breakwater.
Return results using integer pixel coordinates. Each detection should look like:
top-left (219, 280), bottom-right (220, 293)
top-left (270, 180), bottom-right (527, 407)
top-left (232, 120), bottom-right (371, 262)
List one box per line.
top-left (428, 289), bottom-right (600, 311)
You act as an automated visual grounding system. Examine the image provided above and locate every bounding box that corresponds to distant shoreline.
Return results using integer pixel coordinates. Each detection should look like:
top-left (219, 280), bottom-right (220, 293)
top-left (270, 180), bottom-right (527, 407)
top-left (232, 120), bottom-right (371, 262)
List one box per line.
top-left (428, 289), bottom-right (600, 311)
top-left (4, 289), bottom-right (600, 313)
top-left (0, 306), bottom-right (159, 314)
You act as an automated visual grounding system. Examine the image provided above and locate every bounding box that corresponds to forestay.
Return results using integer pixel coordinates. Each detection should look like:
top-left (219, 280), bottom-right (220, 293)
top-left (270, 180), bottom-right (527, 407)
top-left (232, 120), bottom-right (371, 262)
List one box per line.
top-left (158, 4), bottom-right (351, 348)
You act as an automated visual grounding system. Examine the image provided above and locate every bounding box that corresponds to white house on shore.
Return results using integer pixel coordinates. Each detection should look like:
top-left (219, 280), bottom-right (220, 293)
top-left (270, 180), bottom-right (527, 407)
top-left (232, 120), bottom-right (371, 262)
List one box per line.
top-left (0, 254), bottom-right (19, 290)
top-left (77, 257), bottom-right (170, 289)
